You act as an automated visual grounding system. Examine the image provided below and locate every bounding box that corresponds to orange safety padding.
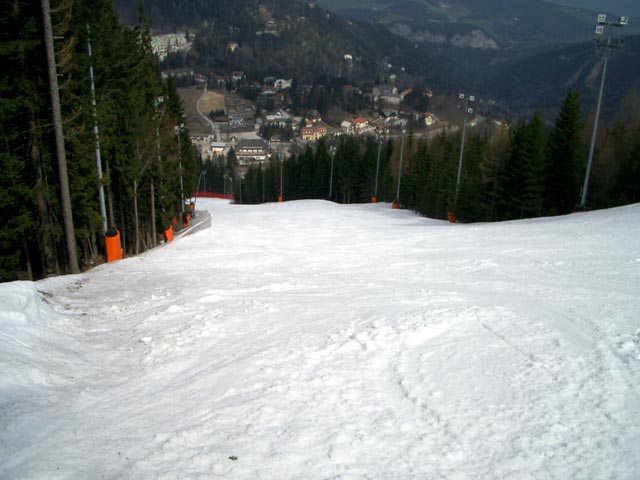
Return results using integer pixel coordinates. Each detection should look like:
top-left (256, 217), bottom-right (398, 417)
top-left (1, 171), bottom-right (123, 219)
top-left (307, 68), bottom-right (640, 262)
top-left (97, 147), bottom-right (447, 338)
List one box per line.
top-left (164, 226), bottom-right (173, 242)
top-left (447, 211), bottom-right (457, 223)
top-left (278, 196), bottom-right (283, 202)
top-left (392, 202), bottom-right (399, 209)
top-left (183, 213), bottom-right (190, 228)
top-left (105, 230), bottom-right (123, 262)
top-left (371, 196), bottom-right (377, 203)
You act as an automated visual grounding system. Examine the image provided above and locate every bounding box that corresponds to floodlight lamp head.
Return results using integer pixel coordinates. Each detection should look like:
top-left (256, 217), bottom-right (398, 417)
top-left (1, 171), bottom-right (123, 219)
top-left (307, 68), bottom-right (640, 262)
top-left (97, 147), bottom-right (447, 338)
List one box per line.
top-left (459, 93), bottom-right (465, 100)
top-left (467, 108), bottom-right (473, 114)
top-left (469, 95), bottom-right (475, 102)
top-left (597, 14), bottom-right (607, 24)
top-left (595, 25), bottom-right (605, 35)
top-left (619, 16), bottom-right (629, 25)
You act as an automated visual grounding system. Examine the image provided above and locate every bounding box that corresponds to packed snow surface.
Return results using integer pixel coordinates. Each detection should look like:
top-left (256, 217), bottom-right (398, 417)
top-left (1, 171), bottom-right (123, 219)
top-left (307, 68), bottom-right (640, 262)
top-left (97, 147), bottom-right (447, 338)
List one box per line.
top-left (1, 199), bottom-right (640, 479)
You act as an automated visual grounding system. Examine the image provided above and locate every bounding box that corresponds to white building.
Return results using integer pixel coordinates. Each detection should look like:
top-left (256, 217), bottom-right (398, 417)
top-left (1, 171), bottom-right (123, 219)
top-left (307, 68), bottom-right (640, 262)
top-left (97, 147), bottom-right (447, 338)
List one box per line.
top-left (234, 139), bottom-right (270, 164)
top-left (151, 33), bottom-right (192, 61)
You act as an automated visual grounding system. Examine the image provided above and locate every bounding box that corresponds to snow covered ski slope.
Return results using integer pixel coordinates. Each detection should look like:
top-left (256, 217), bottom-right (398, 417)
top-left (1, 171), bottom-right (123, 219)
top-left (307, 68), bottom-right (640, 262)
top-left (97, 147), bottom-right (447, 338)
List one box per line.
top-left (1, 199), bottom-right (639, 479)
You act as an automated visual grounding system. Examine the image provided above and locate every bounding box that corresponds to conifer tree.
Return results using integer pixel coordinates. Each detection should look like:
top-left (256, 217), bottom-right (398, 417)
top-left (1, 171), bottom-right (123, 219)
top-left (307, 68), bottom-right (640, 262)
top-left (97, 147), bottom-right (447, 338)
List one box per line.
top-left (0, 2), bottom-right (40, 279)
top-left (335, 136), bottom-right (361, 204)
top-left (612, 128), bottom-right (640, 205)
top-left (455, 132), bottom-right (491, 222)
top-left (403, 142), bottom-right (430, 212)
top-left (546, 90), bottom-right (583, 214)
top-left (495, 119), bottom-right (528, 219)
top-left (297, 145), bottom-right (315, 199)
top-left (521, 113), bottom-right (547, 217)
top-left (312, 139), bottom-right (331, 198)
top-left (358, 138), bottom-right (378, 202)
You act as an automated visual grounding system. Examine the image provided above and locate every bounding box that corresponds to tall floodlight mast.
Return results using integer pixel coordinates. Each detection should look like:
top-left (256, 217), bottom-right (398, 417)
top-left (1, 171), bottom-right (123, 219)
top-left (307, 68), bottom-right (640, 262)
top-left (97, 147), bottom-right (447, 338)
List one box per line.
top-left (580, 14), bottom-right (627, 209)
top-left (455, 93), bottom-right (474, 203)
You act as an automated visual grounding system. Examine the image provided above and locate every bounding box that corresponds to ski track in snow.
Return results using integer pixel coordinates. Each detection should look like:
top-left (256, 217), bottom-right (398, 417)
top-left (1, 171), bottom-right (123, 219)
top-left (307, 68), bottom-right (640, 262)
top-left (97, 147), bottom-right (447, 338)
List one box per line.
top-left (1, 199), bottom-right (640, 479)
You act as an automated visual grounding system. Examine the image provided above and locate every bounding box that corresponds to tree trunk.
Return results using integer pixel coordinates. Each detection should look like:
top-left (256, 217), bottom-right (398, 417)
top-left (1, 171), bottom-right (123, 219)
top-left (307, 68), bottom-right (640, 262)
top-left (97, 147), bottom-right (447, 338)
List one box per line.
top-left (41, 0), bottom-right (79, 274)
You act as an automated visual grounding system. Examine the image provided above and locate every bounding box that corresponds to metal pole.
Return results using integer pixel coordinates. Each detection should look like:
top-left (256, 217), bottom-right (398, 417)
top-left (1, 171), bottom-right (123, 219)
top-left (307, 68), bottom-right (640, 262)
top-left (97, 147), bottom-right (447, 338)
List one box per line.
top-left (455, 99), bottom-right (469, 202)
top-left (395, 130), bottom-right (406, 205)
top-left (194, 171), bottom-right (203, 212)
top-left (374, 138), bottom-right (382, 199)
top-left (581, 53), bottom-right (608, 208)
top-left (178, 125), bottom-right (185, 213)
top-left (86, 24), bottom-right (107, 233)
top-left (280, 156), bottom-right (283, 201)
top-left (580, 14), bottom-right (627, 208)
top-left (262, 163), bottom-right (265, 203)
top-left (329, 151), bottom-right (334, 200)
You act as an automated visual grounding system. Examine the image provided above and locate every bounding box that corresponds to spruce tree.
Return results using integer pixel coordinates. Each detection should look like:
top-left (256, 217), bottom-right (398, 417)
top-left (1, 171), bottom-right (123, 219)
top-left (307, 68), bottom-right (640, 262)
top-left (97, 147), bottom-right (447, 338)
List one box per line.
top-left (455, 133), bottom-right (490, 222)
top-left (612, 128), bottom-right (640, 205)
top-left (546, 90), bottom-right (583, 214)
top-left (521, 113), bottom-right (547, 218)
top-left (312, 139), bottom-right (331, 199)
top-left (335, 136), bottom-right (361, 204)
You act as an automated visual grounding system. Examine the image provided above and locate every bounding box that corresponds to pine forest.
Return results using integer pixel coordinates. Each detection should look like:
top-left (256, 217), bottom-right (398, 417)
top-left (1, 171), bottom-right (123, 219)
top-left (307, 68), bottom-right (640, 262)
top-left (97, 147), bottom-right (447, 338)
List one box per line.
top-left (1, 0), bottom-right (196, 281)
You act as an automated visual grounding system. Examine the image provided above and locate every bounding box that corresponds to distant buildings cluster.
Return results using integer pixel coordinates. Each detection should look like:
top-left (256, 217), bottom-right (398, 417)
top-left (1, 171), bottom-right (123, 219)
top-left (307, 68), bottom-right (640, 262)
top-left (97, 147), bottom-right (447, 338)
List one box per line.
top-left (151, 33), bottom-right (193, 61)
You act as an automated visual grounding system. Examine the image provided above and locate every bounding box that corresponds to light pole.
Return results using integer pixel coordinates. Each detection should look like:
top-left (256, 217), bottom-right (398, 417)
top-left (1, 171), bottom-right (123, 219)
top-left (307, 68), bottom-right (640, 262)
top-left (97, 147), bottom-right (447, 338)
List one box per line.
top-left (279, 155), bottom-right (284, 202)
top-left (455, 93), bottom-right (475, 203)
top-left (151, 95), bottom-right (164, 246)
top-left (176, 123), bottom-right (185, 213)
top-left (580, 14), bottom-right (628, 209)
top-left (86, 24), bottom-right (107, 234)
top-left (262, 162), bottom-right (265, 203)
top-left (393, 129), bottom-right (406, 209)
top-left (373, 136), bottom-right (383, 203)
top-left (193, 170), bottom-right (204, 215)
top-left (329, 145), bottom-right (336, 201)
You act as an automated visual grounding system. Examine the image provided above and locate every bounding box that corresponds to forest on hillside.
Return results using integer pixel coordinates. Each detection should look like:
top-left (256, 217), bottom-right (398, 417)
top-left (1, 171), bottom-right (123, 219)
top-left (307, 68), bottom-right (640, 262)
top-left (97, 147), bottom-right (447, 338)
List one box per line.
top-left (116, 0), bottom-right (444, 87)
top-left (230, 90), bottom-right (640, 222)
top-left (0, 0), bottom-right (195, 282)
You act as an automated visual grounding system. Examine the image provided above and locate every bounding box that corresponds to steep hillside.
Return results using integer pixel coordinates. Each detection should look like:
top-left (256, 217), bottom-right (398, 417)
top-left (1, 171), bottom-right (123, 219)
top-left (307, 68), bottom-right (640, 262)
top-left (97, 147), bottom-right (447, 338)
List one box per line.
top-left (481, 34), bottom-right (640, 120)
top-left (316, 0), bottom-right (603, 50)
top-left (546, 0), bottom-right (640, 18)
top-left (112, 0), bottom-right (445, 85)
top-left (111, 0), bottom-right (639, 120)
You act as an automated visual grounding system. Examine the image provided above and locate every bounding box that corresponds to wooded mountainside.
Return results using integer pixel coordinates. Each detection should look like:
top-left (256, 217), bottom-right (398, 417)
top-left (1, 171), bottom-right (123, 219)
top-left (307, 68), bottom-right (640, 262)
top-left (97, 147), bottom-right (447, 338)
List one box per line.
top-left (0, 0), bottom-right (195, 281)
top-left (114, 0), bottom-right (445, 87)
top-left (116, 0), bottom-right (640, 122)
